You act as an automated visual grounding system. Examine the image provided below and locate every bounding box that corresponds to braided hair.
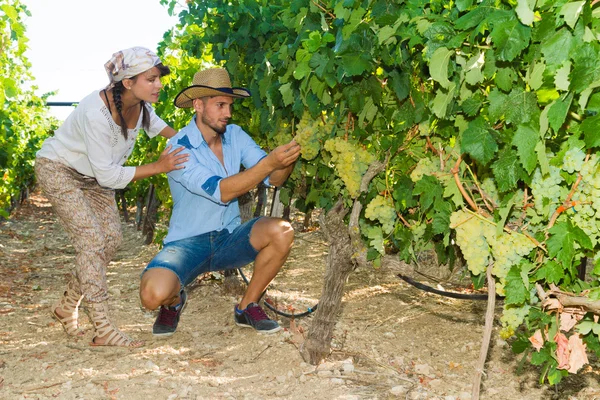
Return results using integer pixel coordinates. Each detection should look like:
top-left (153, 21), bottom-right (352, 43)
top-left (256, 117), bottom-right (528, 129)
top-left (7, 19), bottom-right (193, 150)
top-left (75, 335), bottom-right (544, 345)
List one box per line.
top-left (112, 63), bottom-right (171, 140)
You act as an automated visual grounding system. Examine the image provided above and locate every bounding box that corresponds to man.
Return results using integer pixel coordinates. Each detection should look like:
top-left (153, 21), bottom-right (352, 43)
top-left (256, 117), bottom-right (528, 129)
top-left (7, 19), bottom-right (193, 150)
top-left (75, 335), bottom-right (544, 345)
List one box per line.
top-left (139, 67), bottom-right (301, 336)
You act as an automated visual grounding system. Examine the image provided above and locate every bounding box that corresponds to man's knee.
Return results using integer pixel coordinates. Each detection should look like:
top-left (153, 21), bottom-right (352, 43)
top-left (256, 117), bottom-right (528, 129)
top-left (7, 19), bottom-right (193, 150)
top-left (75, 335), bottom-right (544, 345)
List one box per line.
top-left (139, 269), bottom-right (180, 310)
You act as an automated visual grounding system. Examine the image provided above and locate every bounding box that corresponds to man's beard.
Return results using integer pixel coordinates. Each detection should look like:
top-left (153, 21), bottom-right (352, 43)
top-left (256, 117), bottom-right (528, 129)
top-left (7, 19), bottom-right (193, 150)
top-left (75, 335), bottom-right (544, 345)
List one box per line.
top-left (202, 115), bottom-right (227, 135)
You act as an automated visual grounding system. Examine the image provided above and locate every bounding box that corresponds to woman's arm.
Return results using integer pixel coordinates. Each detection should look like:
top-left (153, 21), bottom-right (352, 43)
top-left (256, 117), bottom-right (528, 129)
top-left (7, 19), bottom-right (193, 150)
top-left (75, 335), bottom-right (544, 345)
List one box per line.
top-left (158, 126), bottom-right (177, 139)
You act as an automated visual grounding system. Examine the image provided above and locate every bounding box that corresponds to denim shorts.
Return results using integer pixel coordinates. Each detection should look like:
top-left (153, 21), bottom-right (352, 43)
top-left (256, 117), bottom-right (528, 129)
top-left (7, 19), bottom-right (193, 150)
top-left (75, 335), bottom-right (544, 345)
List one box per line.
top-left (143, 217), bottom-right (262, 287)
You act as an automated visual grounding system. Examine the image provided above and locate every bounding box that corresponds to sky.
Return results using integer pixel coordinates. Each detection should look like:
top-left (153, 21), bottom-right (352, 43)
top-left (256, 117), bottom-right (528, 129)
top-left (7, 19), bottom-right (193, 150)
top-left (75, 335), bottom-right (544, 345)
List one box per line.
top-left (23, 0), bottom-right (179, 120)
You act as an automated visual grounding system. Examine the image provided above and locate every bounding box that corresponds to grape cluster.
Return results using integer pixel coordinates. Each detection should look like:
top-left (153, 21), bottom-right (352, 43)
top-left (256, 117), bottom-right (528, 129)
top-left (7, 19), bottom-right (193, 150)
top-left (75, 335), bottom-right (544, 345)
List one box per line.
top-left (449, 210), bottom-right (490, 276)
top-left (562, 147), bottom-right (586, 174)
top-left (365, 196), bottom-right (397, 233)
top-left (410, 157), bottom-right (440, 182)
top-left (294, 113), bottom-right (335, 161)
top-left (483, 229), bottom-right (535, 295)
top-left (500, 304), bottom-right (530, 339)
top-left (530, 166), bottom-right (564, 218)
top-left (480, 178), bottom-right (499, 206)
top-left (570, 154), bottom-right (600, 244)
top-left (324, 138), bottom-right (374, 198)
top-left (272, 125), bottom-right (293, 147)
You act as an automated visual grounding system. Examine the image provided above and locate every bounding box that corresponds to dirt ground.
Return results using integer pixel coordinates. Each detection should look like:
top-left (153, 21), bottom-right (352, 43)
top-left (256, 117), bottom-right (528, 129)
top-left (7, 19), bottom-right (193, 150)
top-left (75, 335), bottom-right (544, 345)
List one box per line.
top-left (2, 192), bottom-right (600, 400)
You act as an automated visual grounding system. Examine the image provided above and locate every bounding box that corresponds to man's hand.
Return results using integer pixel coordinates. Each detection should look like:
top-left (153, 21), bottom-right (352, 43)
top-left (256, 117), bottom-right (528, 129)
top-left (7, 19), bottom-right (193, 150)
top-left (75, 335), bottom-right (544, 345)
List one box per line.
top-left (266, 140), bottom-right (301, 170)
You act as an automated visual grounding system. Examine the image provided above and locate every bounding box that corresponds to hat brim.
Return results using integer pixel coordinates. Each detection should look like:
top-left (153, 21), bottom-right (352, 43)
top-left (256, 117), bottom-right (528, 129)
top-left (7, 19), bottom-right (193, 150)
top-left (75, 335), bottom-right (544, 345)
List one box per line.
top-left (174, 85), bottom-right (251, 108)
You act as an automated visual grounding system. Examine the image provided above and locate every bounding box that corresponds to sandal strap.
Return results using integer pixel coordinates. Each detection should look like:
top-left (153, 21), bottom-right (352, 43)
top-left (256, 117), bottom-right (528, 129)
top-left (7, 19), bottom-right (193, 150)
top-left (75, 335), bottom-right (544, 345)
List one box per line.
top-left (52, 276), bottom-right (84, 336)
top-left (89, 302), bottom-right (143, 347)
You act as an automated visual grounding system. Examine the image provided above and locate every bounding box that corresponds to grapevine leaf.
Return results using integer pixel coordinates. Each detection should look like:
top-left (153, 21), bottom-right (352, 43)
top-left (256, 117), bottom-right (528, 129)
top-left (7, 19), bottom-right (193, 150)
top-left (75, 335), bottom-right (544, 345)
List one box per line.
top-left (340, 53), bottom-right (372, 76)
top-left (495, 68), bottom-right (514, 92)
top-left (536, 141), bottom-right (550, 177)
top-left (531, 347), bottom-right (553, 366)
top-left (489, 14), bottom-right (531, 62)
top-left (488, 88), bottom-right (507, 122)
top-left (492, 148), bottom-right (524, 192)
top-left (279, 83), bottom-right (294, 106)
top-left (547, 221), bottom-right (593, 269)
top-left (454, 4), bottom-right (492, 30)
top-left (443, 177), bottom-right (464, 207)
top-left (577, 320), bottom-right (594, 335)
top-left (461, 117), bottom-right (498, 165)
top-left (432, 82), bottom-right (456, 118)
top-left (431, 199), bottom-right (451, 235)
top-left (461, 94), bottom-right (483, 117)
top-left (534, 260), bottom-right (565, 284)
top-left (548, 93), bottom-right (573, 132)
top-left (560, 1), bottom-right (585, 29)
top-left (393, 176), bottom-right (417, 210)
top-left (505, 266), bottom-right (528, 305)
top-left (429, 47), bottom-right (454, 89)
top-left (526, 61), bottom-right (545, 90)
top-left (571, 45), bottom-right (600, 93)
top-left (541, 28), bottom-right (573, 66)
top-left (388, 70), bottom-right (410, 101)
top-left (512, 124), bottom-right (539, 175)
top-left (547, 366), bottom-right (566, 385)
top-left (581, 114), bottom-right (600, 149)
top-left (554, 61), bottom-right (571, 92)
top-left (516, 0), bottom-right (535, 26)
top-left (506, 89), bottom-right (538, 125)
top-left (413, 175), bottom-right (443, 211)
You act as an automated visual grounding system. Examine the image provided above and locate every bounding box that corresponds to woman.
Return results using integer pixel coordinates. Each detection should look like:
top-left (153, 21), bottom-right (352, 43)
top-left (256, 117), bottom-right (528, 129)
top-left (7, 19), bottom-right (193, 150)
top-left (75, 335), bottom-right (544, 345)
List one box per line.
top-left (34, 46), bottom-right (187, 347)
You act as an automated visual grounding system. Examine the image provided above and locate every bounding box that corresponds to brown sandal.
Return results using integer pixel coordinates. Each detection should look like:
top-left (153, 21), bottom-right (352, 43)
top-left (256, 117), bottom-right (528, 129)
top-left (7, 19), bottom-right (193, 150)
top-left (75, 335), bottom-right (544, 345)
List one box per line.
top-left (88, 302), bottom-right (144, 347)
top-left (51, 276), bottom-right (85, 336)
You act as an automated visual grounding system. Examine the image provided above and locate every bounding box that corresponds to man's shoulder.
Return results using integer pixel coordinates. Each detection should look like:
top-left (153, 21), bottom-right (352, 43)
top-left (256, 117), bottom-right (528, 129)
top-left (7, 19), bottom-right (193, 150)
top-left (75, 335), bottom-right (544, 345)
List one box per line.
top-left (169, 123), bottom-right (196, 150)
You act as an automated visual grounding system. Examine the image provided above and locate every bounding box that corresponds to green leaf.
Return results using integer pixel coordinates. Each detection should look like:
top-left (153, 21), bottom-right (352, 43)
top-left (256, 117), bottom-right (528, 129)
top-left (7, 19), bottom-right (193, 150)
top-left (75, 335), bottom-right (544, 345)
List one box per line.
top-left (516, 0), bottom-right (535, 26)
top-left (548, 93), bottom-right (573, 132)
top-left (495, 68), bottom-right (514, 92)
top-left (505, 89), bottom-right (539, 125)
top-left (490, 14), bottom-right (531, 62)
top-left (432, 82), bottom-right (456, 118)
top-left (461, 117), bottom-right (498, 165)
top-left (505, 266), bottom-right (528, 305)
top-left (512, 124), bottom-right (539, 174)
top-left (429, 47), bottom-right (454, 89)
top-left (492, 148), bottom-right (524, 192)
top-left (582, 114), bottom-right (600, 149)
top-left (413, 175), bottom-right (443, 211)
top-left (541, 28), bottom-right (573, 66)
top-left (340, 53), bottom-right (371, 76)
top-left (554, 61), bottom-right (571, 91)
top-left (432, 200), bottom-right (451, 235)
top-left (548, 221), bottom-right (593, 269)
top-left (560, 1), bottom-right (585, 29)
top-left (526, 61), bottom-right (545, 90)
top-left (388, 70), bottom-right (410, 101)
top-left (535, 260), bottom-right (565, 284)
top-left (279, 83), bottom-right (294, 106)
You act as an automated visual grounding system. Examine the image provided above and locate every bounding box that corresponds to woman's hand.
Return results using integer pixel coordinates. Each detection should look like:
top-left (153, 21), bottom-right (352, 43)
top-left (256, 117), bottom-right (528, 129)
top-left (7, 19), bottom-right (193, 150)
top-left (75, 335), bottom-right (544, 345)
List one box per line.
top-left (156, 145), bottom-right (189, 173)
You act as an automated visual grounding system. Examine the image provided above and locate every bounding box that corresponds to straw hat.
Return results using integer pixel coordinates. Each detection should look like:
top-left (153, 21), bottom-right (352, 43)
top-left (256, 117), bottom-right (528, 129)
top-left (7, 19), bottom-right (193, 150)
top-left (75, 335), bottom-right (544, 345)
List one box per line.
top-left (174, 68), bottom-right (251, 108)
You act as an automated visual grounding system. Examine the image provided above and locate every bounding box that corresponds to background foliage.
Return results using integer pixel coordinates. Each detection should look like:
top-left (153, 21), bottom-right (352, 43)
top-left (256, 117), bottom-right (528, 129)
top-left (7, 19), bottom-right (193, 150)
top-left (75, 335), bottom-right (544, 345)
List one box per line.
top-left (0, 0), bottom-right (57, 217)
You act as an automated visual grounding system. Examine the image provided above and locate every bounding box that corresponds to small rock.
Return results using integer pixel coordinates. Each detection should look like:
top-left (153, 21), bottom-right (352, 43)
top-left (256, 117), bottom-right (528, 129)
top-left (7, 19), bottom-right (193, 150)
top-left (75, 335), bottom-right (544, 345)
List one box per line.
top-left (317, 370), bottom-right (333, 377)
top-left (414, 363), bottom-right (434, 376)
top-left (458, 392), bottom-right (472, 400)
top-left (390, 385), bottom-right (408, 396)
top-left (276, 375), bottom-right (286, 383)
top-left (330, 378), bottom-right (345, 385)
top-left (428, 379), bottom-right (445, 391)
top-left (342, 363), bottom-right (355, 374)
top-left (299, 374), bottom-right (308, 383)
top-left (167, 395), bottom-right (177, 400)
top-left (146, 361), bottom-right (160, 371)
top-left (383, 332), bottom-right (396, 339)
top-left (316, 361), bottom-right (335, 371)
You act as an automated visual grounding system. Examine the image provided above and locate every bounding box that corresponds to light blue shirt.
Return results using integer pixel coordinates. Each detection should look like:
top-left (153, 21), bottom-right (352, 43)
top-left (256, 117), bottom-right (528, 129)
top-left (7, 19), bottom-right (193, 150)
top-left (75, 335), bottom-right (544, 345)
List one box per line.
top-left (164, 117), bottom-right (268, 243)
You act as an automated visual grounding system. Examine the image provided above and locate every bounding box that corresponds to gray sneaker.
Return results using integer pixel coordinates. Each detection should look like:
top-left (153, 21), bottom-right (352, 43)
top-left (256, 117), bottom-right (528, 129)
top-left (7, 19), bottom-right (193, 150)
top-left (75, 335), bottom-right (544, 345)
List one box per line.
top-left (234, 302), bottom-right (281, 334)
top-left (153, 290), bottom-right (187, 337)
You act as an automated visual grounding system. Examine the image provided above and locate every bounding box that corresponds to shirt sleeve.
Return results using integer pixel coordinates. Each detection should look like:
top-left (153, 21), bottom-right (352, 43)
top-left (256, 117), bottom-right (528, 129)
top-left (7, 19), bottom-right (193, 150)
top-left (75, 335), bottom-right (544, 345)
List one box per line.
top-left (145, 104), bottom-right (168, 139)
top-left (167, 144), bottom-right (228, 205)
top-left (237, 128), bottom-right (271, 186)
top-left (82, 111), bottom-right (135, 189)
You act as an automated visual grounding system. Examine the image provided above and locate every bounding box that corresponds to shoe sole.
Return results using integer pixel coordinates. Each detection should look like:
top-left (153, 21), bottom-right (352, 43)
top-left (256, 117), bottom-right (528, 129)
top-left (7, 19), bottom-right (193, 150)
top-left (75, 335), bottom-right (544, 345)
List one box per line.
top-left (235, 322), bottom-right (282, 334)
top-left (152, 294), bottom-right (188, 338)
